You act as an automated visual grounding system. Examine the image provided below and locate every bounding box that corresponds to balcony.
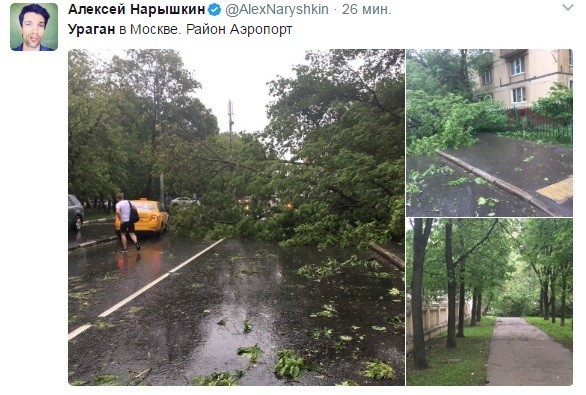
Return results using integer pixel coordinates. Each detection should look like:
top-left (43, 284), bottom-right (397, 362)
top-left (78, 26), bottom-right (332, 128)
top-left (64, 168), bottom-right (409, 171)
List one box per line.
top-left (499, 49), bottom-right (528, 59)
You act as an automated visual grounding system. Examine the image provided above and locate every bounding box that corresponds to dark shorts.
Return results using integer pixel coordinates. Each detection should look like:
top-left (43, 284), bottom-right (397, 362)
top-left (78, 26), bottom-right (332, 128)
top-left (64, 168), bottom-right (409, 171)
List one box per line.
top-left (120, 221), bottom-right (135, 233)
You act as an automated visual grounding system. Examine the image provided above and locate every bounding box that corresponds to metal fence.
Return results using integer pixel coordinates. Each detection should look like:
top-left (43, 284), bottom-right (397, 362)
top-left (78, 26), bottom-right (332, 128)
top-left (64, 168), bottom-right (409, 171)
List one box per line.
top-left (493, 105), bottom-right (573, 145)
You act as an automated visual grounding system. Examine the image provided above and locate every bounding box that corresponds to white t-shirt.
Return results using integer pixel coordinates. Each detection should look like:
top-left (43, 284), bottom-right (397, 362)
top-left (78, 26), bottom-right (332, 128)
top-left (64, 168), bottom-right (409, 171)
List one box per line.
top-left (116, 200), bottom-right (133, 222)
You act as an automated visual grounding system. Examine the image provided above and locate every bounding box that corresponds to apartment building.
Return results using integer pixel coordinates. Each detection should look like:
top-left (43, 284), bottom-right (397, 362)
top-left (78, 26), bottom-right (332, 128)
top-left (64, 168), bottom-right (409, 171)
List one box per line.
top-left (477, 49), bottom-right (573, 107)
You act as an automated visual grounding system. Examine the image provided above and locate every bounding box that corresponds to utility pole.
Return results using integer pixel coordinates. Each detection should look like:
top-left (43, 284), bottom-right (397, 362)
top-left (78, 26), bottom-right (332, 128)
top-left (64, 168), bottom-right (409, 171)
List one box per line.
top-left (228, 100), bottom-right (234, 145)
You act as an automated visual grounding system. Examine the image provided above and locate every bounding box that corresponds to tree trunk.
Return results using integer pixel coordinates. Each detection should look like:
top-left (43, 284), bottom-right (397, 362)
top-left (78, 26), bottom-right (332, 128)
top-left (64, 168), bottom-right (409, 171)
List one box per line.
top-left (543, 279), bottom-right (550, 320)
top-left (445, 220), bottom-right (457, 348)
top-left (476, 291), bottom-right (482, 323)
top-left (539, 286), bottom-right (544, 317)
top-left (470, 288), bottom-right (477, 326)
top-left (550, 277), bottom-right (557, 324)
top-left (411, 218), bottom-right (433, 369)
top-left (561, 270), bottom-right (568, 327)
top-left (457, 261), bottom-right (466, 337)
top-left (459, 49), bottom-right (473, 100)
top-left (483, 292), bottom-right (493, 315)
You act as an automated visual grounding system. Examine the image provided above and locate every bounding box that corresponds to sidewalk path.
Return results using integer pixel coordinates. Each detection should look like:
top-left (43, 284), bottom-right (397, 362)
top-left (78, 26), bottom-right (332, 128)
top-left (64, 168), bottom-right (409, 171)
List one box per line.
top-left (486, 317), bottom-right (572, 386)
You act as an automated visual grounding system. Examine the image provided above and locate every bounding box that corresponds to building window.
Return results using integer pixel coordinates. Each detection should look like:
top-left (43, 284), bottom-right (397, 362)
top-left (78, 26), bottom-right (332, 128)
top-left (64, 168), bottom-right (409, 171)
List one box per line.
top-left (482, 70), bottom-right (492, 85)
top-left (569, 49), bottom-right (573, 67)
top-left (511, 87), bottom-right (526, 103)
top-left (510, 57), bottom-right (525, 76)
top-left (569, 80), bottom-right (573, 89)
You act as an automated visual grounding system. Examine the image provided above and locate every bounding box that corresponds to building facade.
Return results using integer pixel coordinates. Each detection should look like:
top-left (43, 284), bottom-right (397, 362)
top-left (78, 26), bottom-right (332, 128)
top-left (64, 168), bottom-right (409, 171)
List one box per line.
top-left (477, 49), bottom-right (573, 107)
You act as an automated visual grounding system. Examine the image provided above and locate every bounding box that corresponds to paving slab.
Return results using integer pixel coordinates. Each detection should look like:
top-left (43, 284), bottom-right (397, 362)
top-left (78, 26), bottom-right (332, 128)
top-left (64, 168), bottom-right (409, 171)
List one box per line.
top-left (486, 317), bottom-right (572, 386)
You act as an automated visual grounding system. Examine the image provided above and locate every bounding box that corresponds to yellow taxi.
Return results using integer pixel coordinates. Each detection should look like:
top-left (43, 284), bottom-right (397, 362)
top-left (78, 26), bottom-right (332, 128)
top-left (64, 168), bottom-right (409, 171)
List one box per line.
top-left (115, 198), bottom-right (169, 237)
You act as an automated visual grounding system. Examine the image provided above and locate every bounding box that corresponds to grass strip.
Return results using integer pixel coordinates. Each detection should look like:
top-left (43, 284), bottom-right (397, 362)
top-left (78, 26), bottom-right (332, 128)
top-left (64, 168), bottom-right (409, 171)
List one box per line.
top-left (406, 316), bottom-right (495, 386)
top-left (524, 316), bottom-right (573, 351)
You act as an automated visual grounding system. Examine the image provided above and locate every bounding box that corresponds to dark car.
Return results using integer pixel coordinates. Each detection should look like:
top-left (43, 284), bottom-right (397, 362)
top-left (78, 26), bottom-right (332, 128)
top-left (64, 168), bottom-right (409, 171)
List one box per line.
top-left (68, 194), bottom-right (84, 231)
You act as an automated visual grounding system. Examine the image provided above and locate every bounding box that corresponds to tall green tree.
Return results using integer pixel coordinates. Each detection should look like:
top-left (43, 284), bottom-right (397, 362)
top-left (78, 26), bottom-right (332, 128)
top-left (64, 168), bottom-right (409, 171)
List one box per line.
top-left (263, 49), bottom-right (405, 247)
top-left (410, 218), bottom-right (434, 369)
top-left (68, 50), bottom-right (127, 202)
top-left (406, 49), bottom-right (507, 153)
top-left (109, 49), bottom-right (218, 196)
top-left (519, 219), bottom-right (573, 322)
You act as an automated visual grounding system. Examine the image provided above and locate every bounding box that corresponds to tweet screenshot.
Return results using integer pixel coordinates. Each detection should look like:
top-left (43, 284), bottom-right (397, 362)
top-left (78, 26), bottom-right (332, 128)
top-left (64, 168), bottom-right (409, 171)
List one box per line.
top-left (2, 0), bottom-right (579, 393)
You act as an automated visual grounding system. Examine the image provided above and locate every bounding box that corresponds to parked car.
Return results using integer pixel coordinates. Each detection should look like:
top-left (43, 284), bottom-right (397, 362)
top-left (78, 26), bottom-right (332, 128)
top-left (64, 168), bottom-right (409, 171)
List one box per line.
top-left (170, 196), bottom-right (199, 207)
top-left (68, 194), bottom-right (84, 231)
top-left (114, 198), bottom-right (169, 237)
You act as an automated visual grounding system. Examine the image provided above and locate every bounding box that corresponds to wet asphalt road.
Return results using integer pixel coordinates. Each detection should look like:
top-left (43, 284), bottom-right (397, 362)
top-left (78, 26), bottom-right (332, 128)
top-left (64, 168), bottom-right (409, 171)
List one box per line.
top-left (68, 235), bottom-right (405, 386)
top-left (406, 135), bottom-right (572, 217)
top-left (407, 155), bottom-right (543, 217)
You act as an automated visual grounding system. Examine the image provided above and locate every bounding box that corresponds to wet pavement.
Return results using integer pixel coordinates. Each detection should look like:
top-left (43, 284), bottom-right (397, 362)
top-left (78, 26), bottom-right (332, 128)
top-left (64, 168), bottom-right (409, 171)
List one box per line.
top-left (69, 218), bottom-right (117, 250)
top-left (486, 317), bottom-right (572, 386)
top-left (407, 134), bottom-right (572, 217)
top-left (407, 156), bottom-right (543, 217)
top-left (68, 238), bottom-right (404, 386)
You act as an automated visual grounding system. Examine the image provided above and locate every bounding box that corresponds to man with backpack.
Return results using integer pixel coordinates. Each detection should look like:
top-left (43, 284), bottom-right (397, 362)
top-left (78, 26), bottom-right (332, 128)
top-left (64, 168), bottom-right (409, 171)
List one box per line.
top-left (115, 192), bottom-right (141, 253)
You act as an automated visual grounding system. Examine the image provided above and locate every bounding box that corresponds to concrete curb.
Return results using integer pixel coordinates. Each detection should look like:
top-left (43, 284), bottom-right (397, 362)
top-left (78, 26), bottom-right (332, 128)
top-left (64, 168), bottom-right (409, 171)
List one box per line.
top-left (436, 150), bottom-right (560, 217)
top-left (84, 218), bottom-right (112, 224)
top-left (69, 236), bottom-right (118, 251)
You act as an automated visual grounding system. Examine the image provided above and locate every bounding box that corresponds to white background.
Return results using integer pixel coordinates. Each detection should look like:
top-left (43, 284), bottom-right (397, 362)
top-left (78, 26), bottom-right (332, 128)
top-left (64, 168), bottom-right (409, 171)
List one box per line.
top-left (1, 1), bottom-right (580, 394)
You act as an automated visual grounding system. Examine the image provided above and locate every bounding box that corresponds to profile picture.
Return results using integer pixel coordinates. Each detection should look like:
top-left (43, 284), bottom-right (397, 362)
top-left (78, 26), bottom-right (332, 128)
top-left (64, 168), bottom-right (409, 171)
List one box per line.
top-left (10, 3), bottom-right (58, 51)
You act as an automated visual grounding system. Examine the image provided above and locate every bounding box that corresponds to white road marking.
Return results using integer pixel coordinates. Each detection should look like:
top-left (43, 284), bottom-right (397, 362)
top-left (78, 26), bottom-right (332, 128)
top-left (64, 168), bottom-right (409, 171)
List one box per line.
top-left (68, 324), bottom-right (91, 341)
top-left (68, 239), bottom-right (225, 341)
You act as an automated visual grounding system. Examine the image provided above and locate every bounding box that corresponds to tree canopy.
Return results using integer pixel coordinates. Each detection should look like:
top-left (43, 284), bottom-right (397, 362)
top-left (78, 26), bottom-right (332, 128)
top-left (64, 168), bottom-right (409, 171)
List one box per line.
top-left (407, 218), bottom-right (572, 368)
top-left (406, 49), bottom-right (508, 155)
top-left (69, 49), bottom-right (405, 248)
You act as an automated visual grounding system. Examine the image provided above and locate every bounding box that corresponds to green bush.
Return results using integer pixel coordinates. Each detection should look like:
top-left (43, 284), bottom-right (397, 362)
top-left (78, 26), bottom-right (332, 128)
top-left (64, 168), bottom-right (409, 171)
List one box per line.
top-left (492, 294), bottom-right (539, 317)
top-left (533, 82), bottom-right (573, 125)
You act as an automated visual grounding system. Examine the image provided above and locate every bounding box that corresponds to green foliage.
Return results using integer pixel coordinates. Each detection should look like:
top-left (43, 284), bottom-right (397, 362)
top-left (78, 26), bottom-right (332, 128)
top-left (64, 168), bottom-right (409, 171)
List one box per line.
top-left (533, 82), bottom-right (573, 124)
top-left (361, 360), bottom-right (395, 380)
top-left (190, 371), bottom-right (241, 386)
top-left (262, 49), bottom-right (406, 246)
top-left (406, 50), bottom-right (508, 154)
top-left (494, 293), bottom-right (538, 316)
top-left (90, 373), bottom-right (125, 386)
top-left (236, 345), bottom-right (264, 364)
top-left (407, 93), bottom-right (506, 155)
top-left (447, 177), bottom-right (469, 186)
top-left (71, 49), bottom-right (405, 248)
top-left (311, 304), bottom-right (337, 318)
top-left (68, 49), bottom-right (218, 201)
top-left (297, 255), bottom-right (381, 281)
top-left (406, 219), bottom-right (513, 303)
top-left (312, 327), bottom-right (333, 339)
top-left (477, 197), bottom-right (498, 207)
top-left (337, 380), bottom-right (360, 386)
top-left (274, 350), bottom-right (309, 379)
top-left (510, 219), bottom-right (573, 317)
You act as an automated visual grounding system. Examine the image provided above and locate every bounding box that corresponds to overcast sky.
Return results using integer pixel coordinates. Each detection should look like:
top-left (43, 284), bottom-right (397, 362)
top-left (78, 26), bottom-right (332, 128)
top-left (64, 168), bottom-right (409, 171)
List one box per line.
top-left (184, 47), bottom-right (309, 134)
top-left (96, 47), bottom-right (310, 134)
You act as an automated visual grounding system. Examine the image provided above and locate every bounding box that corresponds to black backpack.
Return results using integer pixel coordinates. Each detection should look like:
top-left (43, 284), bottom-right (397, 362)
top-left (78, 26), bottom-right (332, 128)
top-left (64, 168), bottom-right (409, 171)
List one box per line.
top-left (129, 201), bottom-right (140, 223)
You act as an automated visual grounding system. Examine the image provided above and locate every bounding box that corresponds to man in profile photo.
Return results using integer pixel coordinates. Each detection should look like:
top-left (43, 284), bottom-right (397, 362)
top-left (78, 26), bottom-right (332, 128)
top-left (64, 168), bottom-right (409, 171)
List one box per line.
top-left (12, 3), bottom-right (54, 51)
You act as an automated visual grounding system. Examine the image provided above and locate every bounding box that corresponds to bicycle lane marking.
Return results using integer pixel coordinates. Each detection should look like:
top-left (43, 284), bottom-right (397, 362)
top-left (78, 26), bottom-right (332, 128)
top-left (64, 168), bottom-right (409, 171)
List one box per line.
top-left (68, 238), bottom-right (225, 341)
